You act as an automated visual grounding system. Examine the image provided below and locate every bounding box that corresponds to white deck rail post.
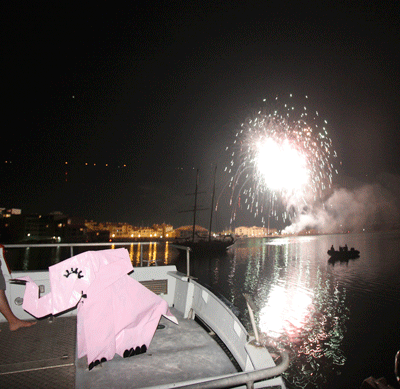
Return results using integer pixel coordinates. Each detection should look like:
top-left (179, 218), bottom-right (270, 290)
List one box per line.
top-left (243, 293), bottom-right (260, 345)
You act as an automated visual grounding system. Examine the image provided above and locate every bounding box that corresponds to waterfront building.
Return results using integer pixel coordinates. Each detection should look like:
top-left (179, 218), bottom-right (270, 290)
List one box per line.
top-left (84, 221), bottom-right (175, 240)
top-left (0, 208), bottom-right (24, 242)
top-left (2, 209), bottom-right (189, 243)
top-left (234, 226), bottom-right (278, 237)
top-left (0, 210), bottom-right (87, 243)
top-left (152, 223), bottom-right (175, 239)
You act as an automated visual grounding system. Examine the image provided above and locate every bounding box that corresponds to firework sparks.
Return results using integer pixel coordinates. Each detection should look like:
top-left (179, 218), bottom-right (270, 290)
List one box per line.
top-left (224, 94), bottom-right (338, 226)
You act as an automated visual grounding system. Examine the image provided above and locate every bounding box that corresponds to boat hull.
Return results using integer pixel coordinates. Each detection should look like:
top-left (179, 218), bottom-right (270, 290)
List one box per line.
top-left (178, 239), bottom-right (234, 254)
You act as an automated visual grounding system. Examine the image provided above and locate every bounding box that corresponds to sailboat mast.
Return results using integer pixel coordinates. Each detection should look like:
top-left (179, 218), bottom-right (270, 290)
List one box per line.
top-left (209, 166), bottom-right (217, 242)
top-left (192, 169), bottom-right (199, 242)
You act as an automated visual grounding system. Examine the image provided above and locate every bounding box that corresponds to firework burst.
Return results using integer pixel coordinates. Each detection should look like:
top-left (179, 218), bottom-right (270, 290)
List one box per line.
top-left (223, 94), bottom-right (338, 226)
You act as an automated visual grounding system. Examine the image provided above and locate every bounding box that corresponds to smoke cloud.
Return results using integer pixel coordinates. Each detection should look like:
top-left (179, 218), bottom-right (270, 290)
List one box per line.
top-left (283, 175), bottom-right (400, 234)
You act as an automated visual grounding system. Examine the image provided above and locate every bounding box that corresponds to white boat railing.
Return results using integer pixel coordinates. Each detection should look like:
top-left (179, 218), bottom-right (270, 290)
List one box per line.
top-left (168, 272), bottom-right (288, 388)
top-left (172, 351), bottom-right (289, 389)
top-left (2, 241), bottom-right (192, 276)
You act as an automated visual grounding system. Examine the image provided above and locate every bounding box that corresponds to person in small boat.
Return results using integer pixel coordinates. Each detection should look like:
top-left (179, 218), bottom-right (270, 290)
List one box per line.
top-left (330, 245), bottom-right (334, 251)
top-left (344, 244), bottom-right (348, 251)
top-left (0, 263), bottom-right (36, 331)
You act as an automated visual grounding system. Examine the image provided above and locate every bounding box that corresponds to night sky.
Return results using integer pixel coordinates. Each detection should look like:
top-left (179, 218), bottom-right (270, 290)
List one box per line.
top-left (2, 2), bottom-right (400, 231)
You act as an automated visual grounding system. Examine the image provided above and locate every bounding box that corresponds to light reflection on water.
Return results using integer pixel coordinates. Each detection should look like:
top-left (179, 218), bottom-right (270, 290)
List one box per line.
top-left (234, 236), bottom-right (351, 388)
top-left (5, 242), bottom-right (180, 271)
top-left (188, 231), bottom-right (400, 389)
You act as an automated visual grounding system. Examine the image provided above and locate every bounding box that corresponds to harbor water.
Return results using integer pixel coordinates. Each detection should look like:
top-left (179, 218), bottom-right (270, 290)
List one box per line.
top-left (4, 231), bottom-right (400, 388)
top-left (184, 231), bottom-right (400, 389)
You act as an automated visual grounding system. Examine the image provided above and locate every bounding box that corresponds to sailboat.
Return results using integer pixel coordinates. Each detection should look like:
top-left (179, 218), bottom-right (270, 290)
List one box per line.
top-left (175, 168), bottom-right (235, 254)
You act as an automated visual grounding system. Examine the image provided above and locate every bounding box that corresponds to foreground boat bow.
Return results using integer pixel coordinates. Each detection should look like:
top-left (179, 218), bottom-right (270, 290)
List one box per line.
top-left (1, 243), bottom-right (288, 388)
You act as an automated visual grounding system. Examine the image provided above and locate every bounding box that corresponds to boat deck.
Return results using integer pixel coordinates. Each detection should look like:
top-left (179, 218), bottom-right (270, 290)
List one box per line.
top-left (0, 316), bottom-right (76, 389)
top-left (0, 309), bottom-right (238, 388)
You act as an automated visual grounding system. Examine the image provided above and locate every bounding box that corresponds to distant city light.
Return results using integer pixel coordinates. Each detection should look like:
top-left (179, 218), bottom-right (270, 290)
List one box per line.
top-left (64, 161), bottom-right (127, 168)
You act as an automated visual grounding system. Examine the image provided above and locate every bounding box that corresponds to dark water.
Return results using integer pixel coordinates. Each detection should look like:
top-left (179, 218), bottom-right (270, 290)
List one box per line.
top-left (183, 232), bottom-right (400, 389)
top-left (5, 233), bottom-right (400, 388)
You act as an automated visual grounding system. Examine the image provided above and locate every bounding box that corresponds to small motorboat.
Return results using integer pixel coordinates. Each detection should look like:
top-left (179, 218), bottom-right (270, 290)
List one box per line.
top-left (327, 245), bottom-right (360, 261)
